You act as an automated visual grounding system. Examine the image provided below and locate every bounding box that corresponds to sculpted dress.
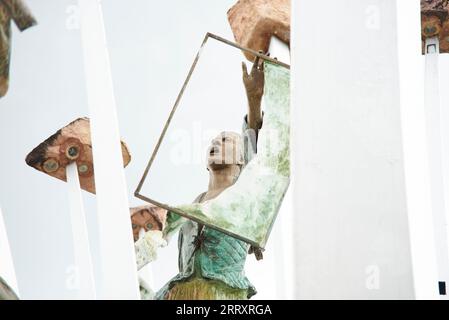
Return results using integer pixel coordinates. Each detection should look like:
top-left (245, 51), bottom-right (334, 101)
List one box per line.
top-left (155, 115), bottom-right (260, 300)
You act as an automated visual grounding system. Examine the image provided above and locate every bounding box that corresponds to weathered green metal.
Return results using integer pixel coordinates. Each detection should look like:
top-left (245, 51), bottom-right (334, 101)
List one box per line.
top-left (176, 61), bottom-right (290, 248)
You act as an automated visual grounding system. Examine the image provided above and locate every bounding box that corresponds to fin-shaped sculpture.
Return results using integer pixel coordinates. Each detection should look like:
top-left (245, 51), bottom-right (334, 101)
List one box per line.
top-left (25, 117), bottom-right (131, 194)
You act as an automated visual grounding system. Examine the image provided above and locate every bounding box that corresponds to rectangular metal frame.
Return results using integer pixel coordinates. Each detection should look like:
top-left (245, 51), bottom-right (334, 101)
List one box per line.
top-left (134, 32), bottom-right (290, 248)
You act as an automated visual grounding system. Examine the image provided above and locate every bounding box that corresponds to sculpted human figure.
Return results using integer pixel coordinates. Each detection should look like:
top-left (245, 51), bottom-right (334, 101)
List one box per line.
top-left (150, 56), bottom-right (266, 300)
top-left (131, 205), bottom-right (168, 299)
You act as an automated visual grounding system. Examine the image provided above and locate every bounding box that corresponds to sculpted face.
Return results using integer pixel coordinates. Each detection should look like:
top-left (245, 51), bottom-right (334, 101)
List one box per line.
top-left (130, 206), bottom-right (167, 242)
top-left (207, 131), bottom-right (243, 170)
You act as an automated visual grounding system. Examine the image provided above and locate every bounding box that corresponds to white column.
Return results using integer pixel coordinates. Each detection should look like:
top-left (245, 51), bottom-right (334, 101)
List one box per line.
top-left (423, 36), bottom-right (449, 299)
top-left (396, 0), bottom-right (439, 299)
top-left (292, 0), bottom-right (414, 299)
top-left (268, 36), bottom-right (294, 299)
top-left (0, 206), bottom-right (19, 296)
top-left (78, 0), bottom-right (140, 299)
top-left (66, 163), bottom-right (96, 299)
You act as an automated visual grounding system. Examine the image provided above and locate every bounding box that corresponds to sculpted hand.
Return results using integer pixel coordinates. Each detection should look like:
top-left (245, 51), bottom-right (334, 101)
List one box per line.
top-left (242, 52), bottom-right (266, 130)
top-left (242, 53), bottom-right (265, 109)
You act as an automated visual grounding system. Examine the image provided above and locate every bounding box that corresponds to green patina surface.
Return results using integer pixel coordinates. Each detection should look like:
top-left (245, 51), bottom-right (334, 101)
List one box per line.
top-left (176, 62), bottom-right (290, 248)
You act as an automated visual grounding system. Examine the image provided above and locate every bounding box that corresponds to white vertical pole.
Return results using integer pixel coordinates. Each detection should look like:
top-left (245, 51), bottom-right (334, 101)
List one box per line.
top-left (396, 0), bottom-right (439, 299)
top-left (66, 163), bottom-right (96, 299)
top-left (424, 36), bottom-right (449, 299)
top-left (78, 0), bottom-right (140, 299)
top-left (267, 36), bottom-right (293, 299)
top-left (292, 0), bottom-right (414, 299)
top-left (0, 206), bottom-right (19, 296)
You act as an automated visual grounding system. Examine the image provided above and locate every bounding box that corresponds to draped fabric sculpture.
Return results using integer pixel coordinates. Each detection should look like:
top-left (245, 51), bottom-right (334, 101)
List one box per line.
top-left (0, 0), bottom-right (36, 97)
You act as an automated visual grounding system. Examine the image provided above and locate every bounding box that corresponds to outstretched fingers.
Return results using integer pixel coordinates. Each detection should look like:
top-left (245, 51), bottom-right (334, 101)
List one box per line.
top-left (252, 55), bottom-right (261, 74)
top-left (242, 61), bottom-right (249, 79)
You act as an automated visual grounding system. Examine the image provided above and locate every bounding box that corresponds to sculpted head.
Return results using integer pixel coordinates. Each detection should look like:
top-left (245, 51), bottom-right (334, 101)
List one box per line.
top-left (206, 131), bottom-right (244, 171)
top-left (130, 205), bottom-right (167, 242)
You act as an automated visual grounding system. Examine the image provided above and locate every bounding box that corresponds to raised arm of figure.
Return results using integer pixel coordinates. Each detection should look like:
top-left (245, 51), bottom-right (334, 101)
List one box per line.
top-left (242, 54), bottom-right (264, 132)
top-left (242, 55), bottom-right (265, 164)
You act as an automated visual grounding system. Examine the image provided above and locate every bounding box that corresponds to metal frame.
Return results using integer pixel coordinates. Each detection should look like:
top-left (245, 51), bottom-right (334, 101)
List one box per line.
top-left (134, 32), bottom-right (290, 248)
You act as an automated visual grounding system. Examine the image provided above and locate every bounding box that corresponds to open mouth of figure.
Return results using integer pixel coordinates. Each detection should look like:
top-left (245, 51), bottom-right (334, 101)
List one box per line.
top-left (210, 146), bottom-right (220, 156)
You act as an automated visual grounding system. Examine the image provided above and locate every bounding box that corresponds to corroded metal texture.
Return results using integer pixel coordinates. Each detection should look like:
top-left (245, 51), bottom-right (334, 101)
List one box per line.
top-left (228, 0), bottom-right (290, 61)
top-left (421, 0), bottom-right (449, 53)
top-left (130, 205), bottom-right (167, 242)
top-left (25, 117), bottom-right (131, 194)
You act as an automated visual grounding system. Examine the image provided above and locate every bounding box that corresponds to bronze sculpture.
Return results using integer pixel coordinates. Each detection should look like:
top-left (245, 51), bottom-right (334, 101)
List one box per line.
top-left (131, 205), bottom-right (168, 300)
top-left (154, 56), bottom-right (266, 300)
